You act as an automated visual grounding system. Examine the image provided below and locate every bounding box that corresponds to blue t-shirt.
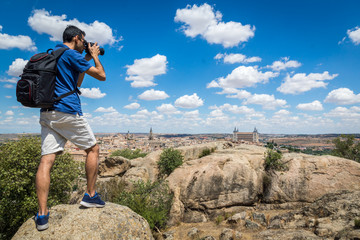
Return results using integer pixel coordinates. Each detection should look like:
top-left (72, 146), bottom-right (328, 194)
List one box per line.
top-left (46, 44), bottom-right (91, 115)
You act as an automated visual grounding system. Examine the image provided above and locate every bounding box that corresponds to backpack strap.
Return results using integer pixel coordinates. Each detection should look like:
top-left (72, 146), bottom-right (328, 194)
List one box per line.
top-left (50, 47), bottom-right (82, 102)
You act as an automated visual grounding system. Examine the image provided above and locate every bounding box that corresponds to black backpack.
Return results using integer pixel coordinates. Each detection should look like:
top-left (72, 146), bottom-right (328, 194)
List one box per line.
top-left (16, 48), bottom-right (79, 108)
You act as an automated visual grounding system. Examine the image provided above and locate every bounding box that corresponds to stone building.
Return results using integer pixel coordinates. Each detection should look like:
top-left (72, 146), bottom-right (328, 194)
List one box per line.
top-left (233, 127), bottom-right (259, 143)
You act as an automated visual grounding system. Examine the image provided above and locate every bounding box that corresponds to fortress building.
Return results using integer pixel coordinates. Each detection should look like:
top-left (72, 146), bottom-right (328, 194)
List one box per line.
top-left (233, 127), bottom-right (259, 143)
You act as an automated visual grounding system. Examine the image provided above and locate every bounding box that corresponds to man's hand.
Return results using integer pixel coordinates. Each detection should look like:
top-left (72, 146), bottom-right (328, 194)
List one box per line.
top-left (88, 42), bottom-right (100, 58)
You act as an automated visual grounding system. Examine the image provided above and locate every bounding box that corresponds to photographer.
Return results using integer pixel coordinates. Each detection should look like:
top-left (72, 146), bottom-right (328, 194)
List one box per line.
top-left (35, 25), bottom-right (106, 231)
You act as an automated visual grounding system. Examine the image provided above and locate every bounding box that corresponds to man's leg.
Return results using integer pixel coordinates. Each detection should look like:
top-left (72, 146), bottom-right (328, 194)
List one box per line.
top-left (85, 144), bottom-right (99, 197)
top-left (36, 153), bottom-right (56, 215)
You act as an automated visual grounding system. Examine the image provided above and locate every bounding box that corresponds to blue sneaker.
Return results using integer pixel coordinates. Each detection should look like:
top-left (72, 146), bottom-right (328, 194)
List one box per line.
top-left (34, 212), bottom-right (49, 231)
top-left (80, 192), bottom-right (105, 208)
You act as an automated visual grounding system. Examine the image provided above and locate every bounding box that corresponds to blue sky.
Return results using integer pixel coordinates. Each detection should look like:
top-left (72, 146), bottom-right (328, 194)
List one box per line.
top-left (1, 0), bottom-right (360, 134)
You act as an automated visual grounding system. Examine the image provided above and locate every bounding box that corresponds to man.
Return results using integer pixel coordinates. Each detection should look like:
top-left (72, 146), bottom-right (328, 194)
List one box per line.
top-left (34, 25), bottom-right (106, 231)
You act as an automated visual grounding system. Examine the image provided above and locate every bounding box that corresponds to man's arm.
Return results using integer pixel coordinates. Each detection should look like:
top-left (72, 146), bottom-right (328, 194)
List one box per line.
top-left (85, 43), bottom-right (106, 81)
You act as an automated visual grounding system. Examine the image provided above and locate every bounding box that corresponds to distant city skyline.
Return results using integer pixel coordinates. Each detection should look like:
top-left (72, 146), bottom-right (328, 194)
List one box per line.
top-left (1, 0), bottom-right (360, 134)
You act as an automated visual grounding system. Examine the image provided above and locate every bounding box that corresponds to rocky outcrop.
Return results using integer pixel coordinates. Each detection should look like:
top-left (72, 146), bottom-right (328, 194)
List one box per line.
top-left (167, 144), bottom-right (266, 225)
top-left (12, 202), bottom-right (154, 240)
top-left (166, 144), bottom-right (360, 225)
top-left (98, 156), bottom-right (131, 177)
top-left (263, 153), bottom-right (360, 203)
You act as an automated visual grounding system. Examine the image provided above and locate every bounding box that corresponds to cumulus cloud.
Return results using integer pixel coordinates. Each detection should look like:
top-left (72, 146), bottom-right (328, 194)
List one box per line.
top-left (80, 88), bottom-right (106, 99)
top-left (125, 54), bottom-right (168, 88)
top-left (156, 104), bottom-right (181, 115)
top-left (324, 88), bottom-right (360, 105)
top-left (124, 103), bottom-right (140, 109)
top-left (212, 103), bottom-right (256, 115)
top-left (94, 107), bottom-right (116, 112)
top-left (5, 110), bottom-right (14, 116)
top-left (347, 27), bottom-right (360, 45)
top-left (5, 96), bottom-right (12, 99)
top-left (183, 110), bottom-right (200, 118)
top-left (0, 25), bottom-right (37, 51)
top-left (4, 84), bottom-right (14, 89)
top-left (325, 106), bottom-right (360, 118)
top-left (266, 57), bottom-right (301, 71)
top-left (138, 89), bottom-right (169, 101)
top-left (215, 53), bottom-right (261, 64)
top-left (209, 66), bottom-right (279, 89)
top-left (277, 71), bottom-right (338, 94)
top-left (175, 3), bottom-right (255, 48)
top-left (7, 58), bottom-right (28, 77)
top-left (0, 78), bottom-right (17, 84)
top-left (244, 94), bottom-right (287, 110)
top-left (296, 100), bottom-right (324, 111)
top-left (28, 9), bottom-right (119, 46)
top-left (175, 93), bottom-right (204, 109)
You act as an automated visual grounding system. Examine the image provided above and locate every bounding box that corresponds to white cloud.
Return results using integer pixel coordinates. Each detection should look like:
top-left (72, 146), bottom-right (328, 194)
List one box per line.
top-left (4, 84), bottom-right (14, 89)
top-left (175, 93), bottom-right (204, 109)
top-left (124, 103), bottom-right (140, 109)
top-left (138, 89), bottom-right (169, 101)
top-left (7, 58), bottom-right (28, 77)
top-left (215, 53), bottom-right (261, 64)
top-left (183, 110), bottom-right (200, 118)
top-left (5, 96), bottom-right (12, 99)
top-left (324, 88), bottom-right (360, 105)
top-left (0, 25), bottom-right (37, 51)
top-left (80, 88), bottom-right (106, 99)
top-left (244, 94), bottom-right (287, 110)
top-left (94, 106), bottom-right (116, 113)
top-left (156, 104), bottom-right (181, 115)
top-left (175, 3), bottom-right (255, 48)
top-left (5, 110), bottom-right (14, 116)
top-left (347, 27), bottom-right (360, 45)
top-left (325, 107), bottom-right (360, 119)
top-left (214, 103), bottom-right (257, 115)
top-left (266, 57), bottom-right (301, 71)
top-left (277, 71), bottom-right (338, 94)
top-left (209, 66), bottom-right (279, 89)
top-left (28, 9), bottom-right (119, 46)
top-left (210, 109), bottom-right (225, 117)
top-left (0, 78), bottom-right (17, 84)
top-left (296, 100), bottom-right (324, 111)
top-left (125, 54), bottom-right (168, 88)
top-left (274, 109), bottom-right (291, 116)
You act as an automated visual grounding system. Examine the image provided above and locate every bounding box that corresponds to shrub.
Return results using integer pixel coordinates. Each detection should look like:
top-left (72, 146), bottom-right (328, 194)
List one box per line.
top-left (199, 148), bottom-right (211, 158)
top-left (113, 180), bottom-right (173, 230)
top-left (110, 148), bottom-right (147, 159)
top-left (355, 218), bottom-right (360, 229)
top-left (158, 148), bottom-right (183, 177)
top-left (264, 149), bottom-right (287, 171)
top-left (331, 135), bottom-right (360, 162)
top-left (215, 215), bottom-right (224, 225)
top-left (0, 136), bottom-right (80, 240)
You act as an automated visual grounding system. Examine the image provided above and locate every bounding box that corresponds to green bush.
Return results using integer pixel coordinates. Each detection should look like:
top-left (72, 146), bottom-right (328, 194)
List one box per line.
top-left (355, 218), bottom-right (360, 229)
top-left (158, 148), bottom-right (183, 177)
top-left (199, 148), bottom-right (211, 158)
top-left (113, 180), bottom-right (173, 230)
top-left (331, 135), bottom-right (360, 162)
top-left (264, 149), bottom-right (287, 171)
top-left (0, 136), bottom-right (80, 240)
top-left (110, 148), bottom-right (147, 159)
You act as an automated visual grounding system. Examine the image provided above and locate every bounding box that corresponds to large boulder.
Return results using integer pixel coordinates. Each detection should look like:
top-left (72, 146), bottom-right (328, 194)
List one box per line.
top-left (98, 156), bottom-right (131, 177)
top-left (264, 153), bottom-right (360, 203)
top-left (12, 203), bottom-right (154, 240)
top-left (167, 144), bottom-right (266, 225)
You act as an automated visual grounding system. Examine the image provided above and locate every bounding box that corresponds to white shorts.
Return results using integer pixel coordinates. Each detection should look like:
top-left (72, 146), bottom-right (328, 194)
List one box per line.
top-left (40, 110), bottom-right (97, 156)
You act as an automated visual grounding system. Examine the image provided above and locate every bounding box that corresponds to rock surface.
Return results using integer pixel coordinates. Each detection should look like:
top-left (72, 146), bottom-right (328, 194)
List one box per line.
top-left (12, 202), bottom-right (154, 240)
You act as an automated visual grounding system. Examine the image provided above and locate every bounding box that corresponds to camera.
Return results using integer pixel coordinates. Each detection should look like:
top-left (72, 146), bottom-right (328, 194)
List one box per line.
top-left (83, 40), bottom-right (105, 56)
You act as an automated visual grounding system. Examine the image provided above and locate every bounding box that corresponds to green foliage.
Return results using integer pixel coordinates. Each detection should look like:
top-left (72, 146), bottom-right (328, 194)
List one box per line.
top-left (0, 136), bottom-right (80, 240)
top-left (355, 218), bottom-right (360, 229)
top-left (215, 215), bottom-right (224, 225)
top-left (265, 141), bottom-right (277, 149)
top-left (199, 148), bottom-right (211, 158)
top-left (331, 135), bottom-right (360, 162)
top-left (110, 148), bottom-right (147, 159)
top-left (264, 149), bottom-right (287, 171)
top-left (113, 180), bottom-right (173, 230)
top-left (158, 148), bottom-right (183, 177)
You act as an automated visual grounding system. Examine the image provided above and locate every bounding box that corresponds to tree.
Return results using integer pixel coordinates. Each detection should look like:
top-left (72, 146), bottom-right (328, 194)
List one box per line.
top-left (331, 135), bottom-right (360, 162)
top-left (157, 148), bottom-right (183, 177)
top-left (0, 136), bottom-right (80, 240)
